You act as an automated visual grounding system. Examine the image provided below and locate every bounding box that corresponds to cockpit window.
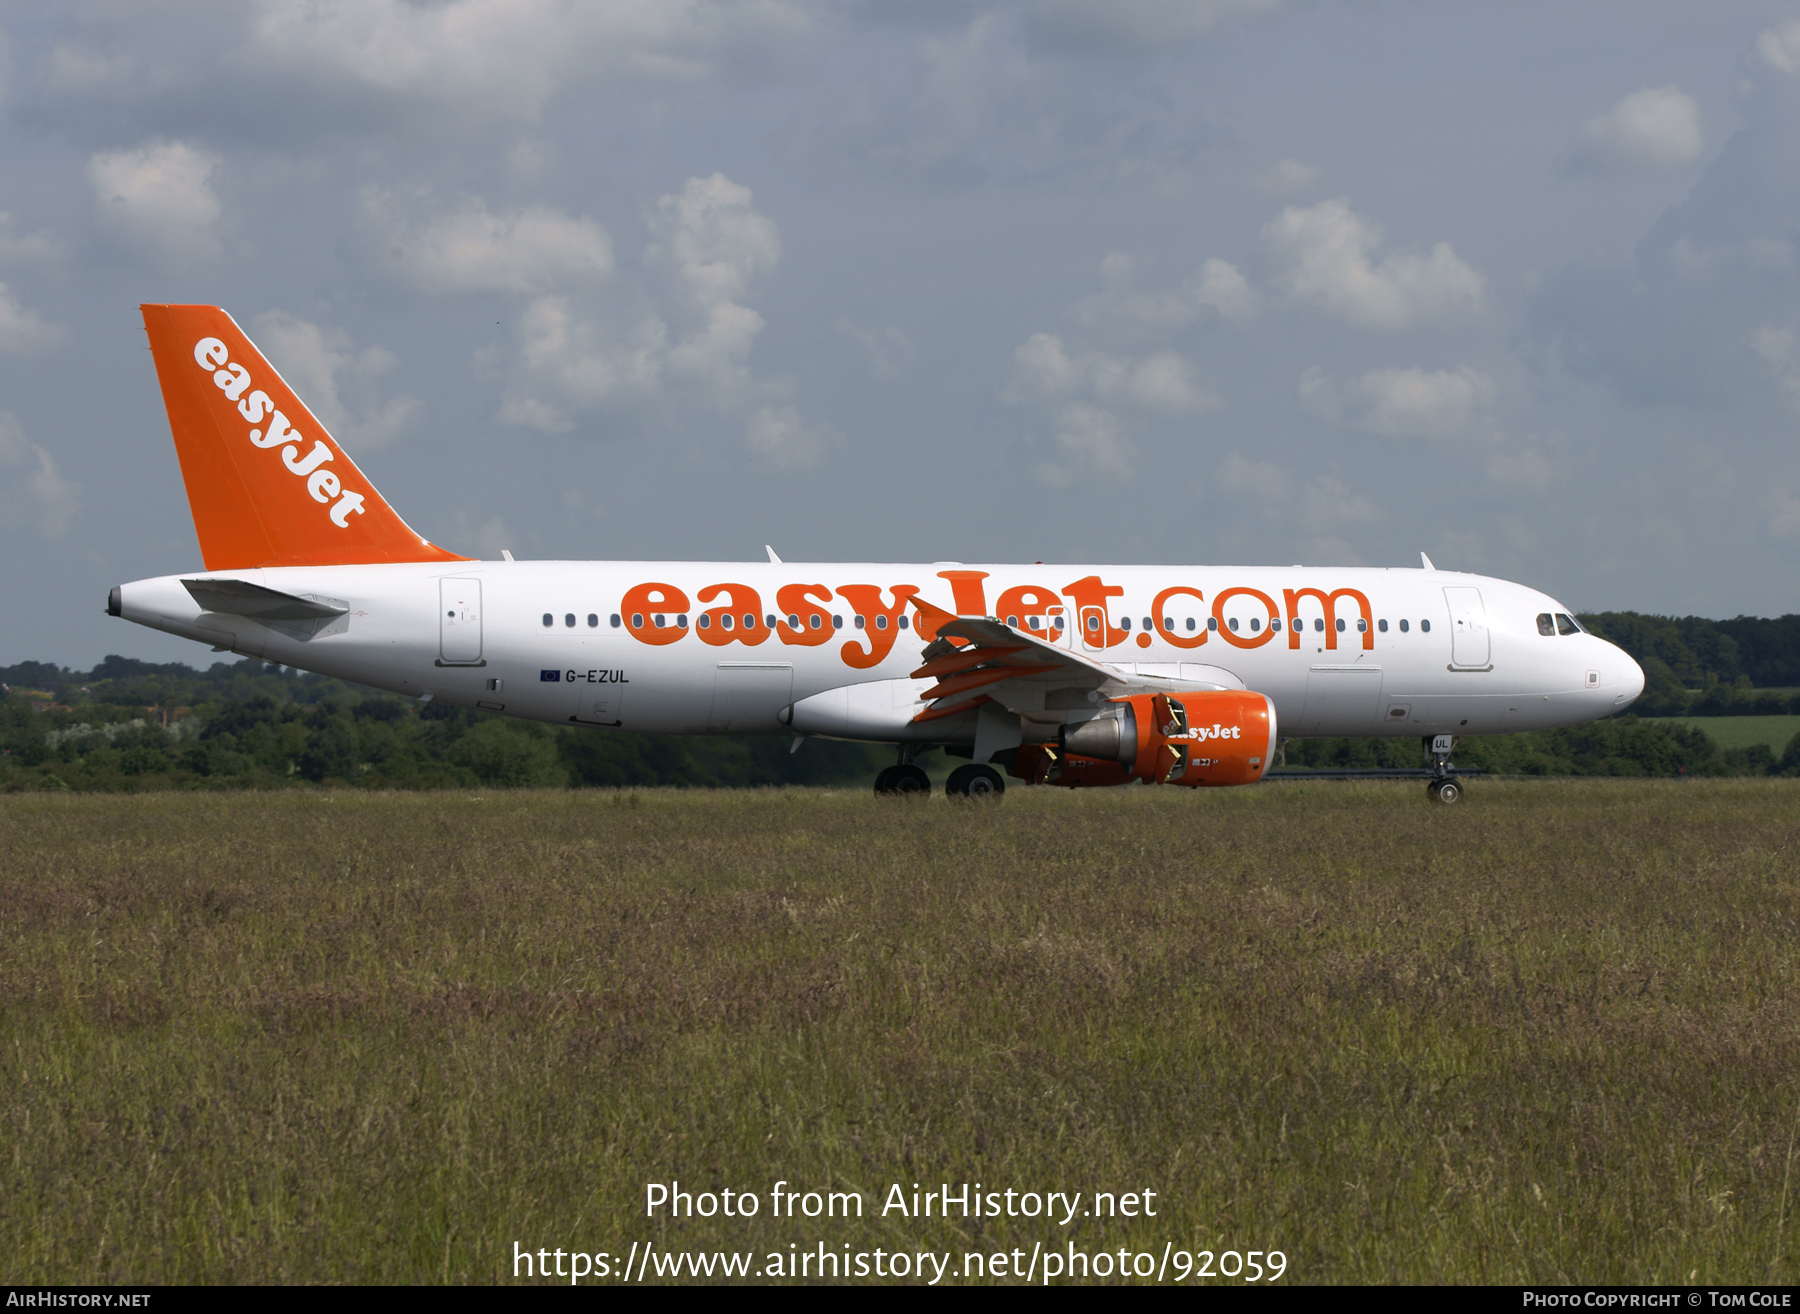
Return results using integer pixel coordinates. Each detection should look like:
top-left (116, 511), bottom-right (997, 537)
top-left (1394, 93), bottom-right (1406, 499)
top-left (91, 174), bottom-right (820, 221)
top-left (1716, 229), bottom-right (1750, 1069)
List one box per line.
top-left (1536, 613), bottom-right (1555, 636)
top-left (1555, 613), bottom-right (1582, 635)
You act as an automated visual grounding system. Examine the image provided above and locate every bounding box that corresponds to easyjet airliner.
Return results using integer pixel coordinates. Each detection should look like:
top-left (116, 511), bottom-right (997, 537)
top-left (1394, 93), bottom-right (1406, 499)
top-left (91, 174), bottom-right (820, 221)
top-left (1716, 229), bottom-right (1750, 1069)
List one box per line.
top-left (107, 305), bottom-right (1645, 802)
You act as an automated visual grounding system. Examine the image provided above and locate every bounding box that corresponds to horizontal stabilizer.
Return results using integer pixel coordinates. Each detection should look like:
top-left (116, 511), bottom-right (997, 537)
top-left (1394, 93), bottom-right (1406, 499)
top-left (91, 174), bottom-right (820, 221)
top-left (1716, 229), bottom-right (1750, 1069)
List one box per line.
top-left (182, 578), bottom-right (349, 622)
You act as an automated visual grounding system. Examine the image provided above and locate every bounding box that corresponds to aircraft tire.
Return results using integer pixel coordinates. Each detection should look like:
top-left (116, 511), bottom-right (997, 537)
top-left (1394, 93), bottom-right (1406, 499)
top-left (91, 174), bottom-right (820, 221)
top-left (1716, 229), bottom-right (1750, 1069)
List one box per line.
top-left (889, 764), bottom-right (931, 796)
top-left (874, 766), bottom-right (900, 795)
top-left (1428, 778), bottom-right (1462, 804)
top-left (947, 764), bottom-right (1006, 800)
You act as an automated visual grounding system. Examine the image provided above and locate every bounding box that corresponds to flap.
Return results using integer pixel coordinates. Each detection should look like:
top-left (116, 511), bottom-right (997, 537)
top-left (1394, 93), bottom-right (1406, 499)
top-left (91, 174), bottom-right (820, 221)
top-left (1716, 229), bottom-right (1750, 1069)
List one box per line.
top-left (182, 578), bottom-right (350, 622)
top-left (907, 596), bottom-right (1235, 721)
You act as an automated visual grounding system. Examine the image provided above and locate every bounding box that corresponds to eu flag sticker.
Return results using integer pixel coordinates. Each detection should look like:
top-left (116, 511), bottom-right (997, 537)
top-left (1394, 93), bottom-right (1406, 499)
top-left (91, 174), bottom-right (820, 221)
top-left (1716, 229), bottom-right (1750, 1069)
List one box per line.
top-left (540, 669), bottom-right (560, 682)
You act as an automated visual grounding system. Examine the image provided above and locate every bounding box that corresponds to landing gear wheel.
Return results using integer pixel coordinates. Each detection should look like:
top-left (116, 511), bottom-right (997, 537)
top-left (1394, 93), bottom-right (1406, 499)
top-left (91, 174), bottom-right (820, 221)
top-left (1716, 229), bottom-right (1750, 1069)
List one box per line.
top-left (946, 764), bottom-right (1006, 799)
top-left (883, 764), bottom-right (930, 796)
top-left (1427, 778), bottom-right (1462, 804)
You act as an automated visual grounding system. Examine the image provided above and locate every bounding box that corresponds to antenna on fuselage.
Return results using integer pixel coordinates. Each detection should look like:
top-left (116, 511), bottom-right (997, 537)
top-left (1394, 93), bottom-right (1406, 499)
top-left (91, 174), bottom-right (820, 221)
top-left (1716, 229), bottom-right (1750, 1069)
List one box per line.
top-left (1420, 552), bottom-right (1436, 571)
top-left (766, 545), bottom-right (782, 564)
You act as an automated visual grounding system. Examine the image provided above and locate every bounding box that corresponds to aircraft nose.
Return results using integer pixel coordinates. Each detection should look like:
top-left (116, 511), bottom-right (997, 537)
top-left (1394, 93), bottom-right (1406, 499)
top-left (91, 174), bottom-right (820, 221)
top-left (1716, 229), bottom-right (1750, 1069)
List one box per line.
top-left (1616, 649), bottom-right (1645, 710)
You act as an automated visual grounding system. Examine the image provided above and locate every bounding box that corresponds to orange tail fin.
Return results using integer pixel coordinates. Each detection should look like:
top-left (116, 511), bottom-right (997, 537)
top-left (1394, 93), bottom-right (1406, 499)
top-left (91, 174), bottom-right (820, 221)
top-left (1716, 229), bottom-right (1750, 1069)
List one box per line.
top-left (141, 304), bottom-right (471, 570)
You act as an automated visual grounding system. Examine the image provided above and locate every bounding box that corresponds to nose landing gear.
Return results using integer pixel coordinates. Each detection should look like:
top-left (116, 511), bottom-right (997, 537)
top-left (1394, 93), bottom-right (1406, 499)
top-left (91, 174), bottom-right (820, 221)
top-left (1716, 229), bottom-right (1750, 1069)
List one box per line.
top-left (1424, 733), bottom-right (1462, 803)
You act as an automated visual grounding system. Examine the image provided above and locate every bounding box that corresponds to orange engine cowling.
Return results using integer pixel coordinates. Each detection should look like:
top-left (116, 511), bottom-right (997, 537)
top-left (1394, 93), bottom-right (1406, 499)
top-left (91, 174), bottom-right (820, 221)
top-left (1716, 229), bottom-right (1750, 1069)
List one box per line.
top-left (1051, 689), bottom-right (1276, 788)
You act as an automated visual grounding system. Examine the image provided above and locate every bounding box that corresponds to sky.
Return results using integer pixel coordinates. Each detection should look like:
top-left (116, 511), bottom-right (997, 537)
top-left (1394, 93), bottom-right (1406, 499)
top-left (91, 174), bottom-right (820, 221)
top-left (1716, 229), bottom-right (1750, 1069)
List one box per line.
top-left (3, 0), bottom-right (1799, 668)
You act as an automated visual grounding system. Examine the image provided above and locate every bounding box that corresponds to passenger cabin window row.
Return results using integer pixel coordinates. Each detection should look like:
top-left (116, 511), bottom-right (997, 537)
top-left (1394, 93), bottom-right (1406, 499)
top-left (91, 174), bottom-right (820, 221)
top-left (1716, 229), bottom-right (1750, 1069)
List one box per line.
top-left (538, 610), bottom-right (895, 632)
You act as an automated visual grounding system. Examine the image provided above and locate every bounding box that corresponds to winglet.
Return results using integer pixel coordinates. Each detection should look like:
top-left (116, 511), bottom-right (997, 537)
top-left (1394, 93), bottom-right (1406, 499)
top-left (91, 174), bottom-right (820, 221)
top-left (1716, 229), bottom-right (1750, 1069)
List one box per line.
top-left (141, 304), bottom-right (471, 570)
top-left (1420, 552), bottom-right (1436, 571)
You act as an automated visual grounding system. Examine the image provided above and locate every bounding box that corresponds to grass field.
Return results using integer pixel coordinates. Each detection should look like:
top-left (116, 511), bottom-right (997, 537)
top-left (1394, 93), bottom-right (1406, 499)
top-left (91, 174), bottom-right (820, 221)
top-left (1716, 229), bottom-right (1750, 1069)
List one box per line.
top-left (5, 782), bottom-right (1800, 1285)
top-left (1642, 716), bottom-right (1800, 753)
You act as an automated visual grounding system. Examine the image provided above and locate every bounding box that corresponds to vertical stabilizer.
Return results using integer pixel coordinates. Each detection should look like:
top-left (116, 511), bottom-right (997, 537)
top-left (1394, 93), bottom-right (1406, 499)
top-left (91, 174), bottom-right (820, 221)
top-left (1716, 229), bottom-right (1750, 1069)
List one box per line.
top-left (140, 303), bottom-right (470, 570)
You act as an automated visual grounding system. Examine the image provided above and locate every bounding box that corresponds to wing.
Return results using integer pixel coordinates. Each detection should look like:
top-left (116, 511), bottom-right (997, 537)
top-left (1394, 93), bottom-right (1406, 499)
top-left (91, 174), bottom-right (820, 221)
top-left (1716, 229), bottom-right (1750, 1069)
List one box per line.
top-left (906, 596), bottom-right (1237, 724)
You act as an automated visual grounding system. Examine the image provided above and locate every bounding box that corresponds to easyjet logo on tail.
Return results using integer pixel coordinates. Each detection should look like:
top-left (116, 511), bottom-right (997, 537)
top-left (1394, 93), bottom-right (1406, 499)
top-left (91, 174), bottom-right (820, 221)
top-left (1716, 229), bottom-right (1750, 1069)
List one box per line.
top-left (192, 337), bottom-right (366, 529)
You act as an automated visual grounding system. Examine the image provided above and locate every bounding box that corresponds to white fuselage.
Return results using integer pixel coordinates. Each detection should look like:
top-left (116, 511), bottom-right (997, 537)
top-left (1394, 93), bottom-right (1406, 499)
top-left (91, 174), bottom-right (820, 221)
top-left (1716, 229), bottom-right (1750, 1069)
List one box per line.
top-left (113, 561), bottom-right (1646, 743)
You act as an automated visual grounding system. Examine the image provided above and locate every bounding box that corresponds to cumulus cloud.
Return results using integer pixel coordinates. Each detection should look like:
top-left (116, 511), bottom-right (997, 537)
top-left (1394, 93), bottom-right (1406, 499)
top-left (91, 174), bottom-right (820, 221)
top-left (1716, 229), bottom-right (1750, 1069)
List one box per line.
top-left (88, 141), bottom-right (221, 258)
top-left (249, 0), bottom-right (821, 119)
top-left (1567, 87), bottom-right (1702, 175)
top-left (745, 405), bottom-right (843, 470)
top-left (474, 173), bottom-right (834, 456)
top-left (252, 313), bottom-right (424, 452)
top-left (837, 318), bottom-right (916, 379)
top-left (1757, 21), bottom-right (1800, 76)
top-left (1215, 453), bottom-right (1289, 501)
top-left (1035, 401), bottom-right (1134, 487)
top-left (1020, 0), bottom-right (1283, 56)
top-left (490, 171), bottom-right (783, 430)
top-left (1006, 333), bottom-right (1217, 415)
top-left (1254, 158), bottom-right (1321, 196)
top-left (0, 284), bottom-right (64, 354)
top-left (1264, 200), bottom-right (1484, 329)
top-left (369, 194), bottom-right (613, 295)
top-left (0, 412), bottom-right (78, 537)
top-left (1300, 365), bottom-right (1496, 439)
top-left (1078, 253), bottom-right (1255, 332)
top-left (1752, 326), bottom-right (1800, 411)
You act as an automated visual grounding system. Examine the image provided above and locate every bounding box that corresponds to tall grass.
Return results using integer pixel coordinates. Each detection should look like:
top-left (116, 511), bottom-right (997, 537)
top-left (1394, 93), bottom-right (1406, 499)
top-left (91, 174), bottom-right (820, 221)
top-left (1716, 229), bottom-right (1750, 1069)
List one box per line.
top-left (3, 781), bottom-right (1797, 1283)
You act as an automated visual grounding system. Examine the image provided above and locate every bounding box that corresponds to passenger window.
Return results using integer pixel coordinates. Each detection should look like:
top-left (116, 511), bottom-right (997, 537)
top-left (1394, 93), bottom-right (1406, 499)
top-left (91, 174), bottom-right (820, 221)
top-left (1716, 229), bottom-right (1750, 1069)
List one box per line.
top-left (744, 614), bottom-right (756, 629)
top-left (809, 615), bottom-right (821, 630)
top-left (1142, 616), bottom-right (1152, 630)
top-left (1421, 619), bottom-right (1431, 632)
top-left (1399, 619), bottom-right (1409, 633)
top-left (1087, 615), bottom-right (1101, 631)
top-left (854, 615), bottom-right (866, 629)
top-left (699, 614), bottom-right (712, 629)
top-left (901, 615), bottom-right (912, 629)
top-left (632, 613), bottom-right (644, 628)
top-left (542, 613), bottom-right (553, 627)
top-left (788, 613), bottom-right (800, 628)
top-left (1356, 618), bottom-right (1367, 632)
top-left (1208, 617), bottom-right (1218, 631)
top-left (876, 615), bottom-right (889, 630)
top-left (610, 614), bottom-right (621, 628)
top-left (1120, 617), bottom-right (1131, 631)
top-left (1315, 619), bottom-right (1325, 632)
top-left (1271, 618), bottom-right (1281, 632)
top-left (1378, 619), bottom-right (1388, 632)
top-left (1250, 617), bottom-right (1261, 632)
top-left (1537, 613), bottom-right (1555, 636)
top-left (677, 614), bottom-right (688, 627)
top-left (1227, 617), bottom-right (1239, 632)
top-left (833, 615), bottom-right (844, 629)
top-left (653, 613), bottom-right (666, 628)
top-left (1028, 616), bottom-right (1041, 629)
top-left (1185, 617), bottom-right (1196, 631)
top-left (765, 614), bottom-right (776, 629)
top-left (1556, 614), bottom-right (1581, 635)
top-left (564, 613), bottom-right (575, 628)
top-left (1006, 615), bottom-right (1018, 628)
top-left (720, 614), bottom-right (733, 630)
top-left (1335, 618), bottom-right (1345, 632)
top-left (587, 613), bottom-right (598, 628)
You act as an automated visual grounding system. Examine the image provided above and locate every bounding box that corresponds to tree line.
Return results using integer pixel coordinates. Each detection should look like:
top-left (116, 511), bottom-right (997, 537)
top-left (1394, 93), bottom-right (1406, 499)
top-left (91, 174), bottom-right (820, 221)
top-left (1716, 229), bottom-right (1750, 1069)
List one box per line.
top-left (4, 607), bottom-right (1799, 792)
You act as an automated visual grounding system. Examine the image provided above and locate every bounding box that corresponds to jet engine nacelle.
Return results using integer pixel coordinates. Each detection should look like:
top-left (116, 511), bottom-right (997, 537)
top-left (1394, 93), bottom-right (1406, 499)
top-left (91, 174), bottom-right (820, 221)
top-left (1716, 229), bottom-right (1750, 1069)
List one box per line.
top-left (1053, 689), bottom-right (1276, 788)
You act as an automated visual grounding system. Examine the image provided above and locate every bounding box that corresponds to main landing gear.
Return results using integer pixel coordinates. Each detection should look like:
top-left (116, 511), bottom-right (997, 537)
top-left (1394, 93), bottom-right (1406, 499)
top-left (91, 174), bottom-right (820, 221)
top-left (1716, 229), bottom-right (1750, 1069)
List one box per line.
top-left (1425, 734), bottom-right (1462, 804)
top-left (946, 763), bottom-right (1005, 799)
top-left (874, 763), bottom-right (931, 796)
top-left (874, 744), bottom-right (931, 796)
